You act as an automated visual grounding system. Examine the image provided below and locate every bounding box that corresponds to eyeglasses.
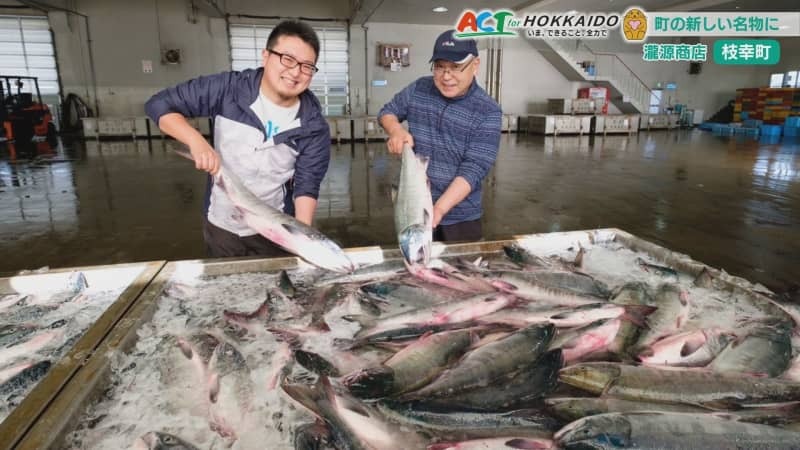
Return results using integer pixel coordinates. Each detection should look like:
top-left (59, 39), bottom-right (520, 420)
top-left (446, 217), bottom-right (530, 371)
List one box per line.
top-left (431, 57), bottom-right (474, 76)
top-left (267, 49), bottom-right (319, 76)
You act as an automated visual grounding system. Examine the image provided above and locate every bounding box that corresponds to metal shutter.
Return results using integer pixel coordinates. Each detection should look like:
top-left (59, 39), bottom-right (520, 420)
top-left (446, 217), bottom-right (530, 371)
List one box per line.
top-left (229, 23), bottom-right (348, 116)
top-left (0, 15), bottom-right (59, 95)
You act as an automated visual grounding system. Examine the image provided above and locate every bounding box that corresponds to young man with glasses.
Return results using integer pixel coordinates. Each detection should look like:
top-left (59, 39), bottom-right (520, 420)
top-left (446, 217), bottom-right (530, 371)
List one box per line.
top-left (145, 21), bottom-right (331, 258)
top-left (379, 30), bottom-right (502, 243)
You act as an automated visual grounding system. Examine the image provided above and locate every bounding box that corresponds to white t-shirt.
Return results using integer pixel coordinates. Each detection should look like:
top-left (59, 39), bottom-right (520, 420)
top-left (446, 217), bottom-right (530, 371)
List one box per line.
top-left (253, 93), bottom-right (300, 142)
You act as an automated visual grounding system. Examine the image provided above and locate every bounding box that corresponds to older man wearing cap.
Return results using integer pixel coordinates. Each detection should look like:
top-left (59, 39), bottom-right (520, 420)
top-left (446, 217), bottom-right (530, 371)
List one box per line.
top-left (379, 30), bottom-right (502, 242)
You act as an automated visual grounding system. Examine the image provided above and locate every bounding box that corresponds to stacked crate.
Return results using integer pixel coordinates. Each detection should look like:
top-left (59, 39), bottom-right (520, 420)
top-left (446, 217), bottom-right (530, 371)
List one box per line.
top-left (785, 116), bottom-right (800, 137)
top-left (733, 88), bottom-right (759, 122)
top-left (734, 88), bottom-right (800, 125)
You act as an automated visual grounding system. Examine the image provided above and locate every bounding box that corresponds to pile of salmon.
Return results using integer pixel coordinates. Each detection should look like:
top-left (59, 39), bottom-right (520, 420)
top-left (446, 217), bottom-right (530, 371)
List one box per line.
top-left (117, 240), bottom-right (800, 450)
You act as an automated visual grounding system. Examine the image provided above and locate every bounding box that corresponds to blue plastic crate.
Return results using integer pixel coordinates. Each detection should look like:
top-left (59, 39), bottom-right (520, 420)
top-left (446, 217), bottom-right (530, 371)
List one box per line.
top-left (699, 122), bottom-right (716, 131)
top-left (713, 125), bottom-right (735, 136)
top-left (740, 112), bottom-right (749, 120)
top-left (760, 124), bottom-right (782, 136)
top-left (759, 134), bottom-right (781, 145)
top-left (784, 117), bottom-right (800, 128)
top-left (784, 126), bottom-right (799, 137)
top-left (743, 119), bottom-right (763, 128)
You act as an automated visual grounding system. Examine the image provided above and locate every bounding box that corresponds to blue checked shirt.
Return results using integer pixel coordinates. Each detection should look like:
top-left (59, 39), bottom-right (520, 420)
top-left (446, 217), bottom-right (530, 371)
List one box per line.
top-left (379, 77), bottom-right (501, 226)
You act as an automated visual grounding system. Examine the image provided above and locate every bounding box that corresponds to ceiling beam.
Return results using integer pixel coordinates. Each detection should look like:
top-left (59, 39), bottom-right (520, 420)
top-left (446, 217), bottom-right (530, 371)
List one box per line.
top-left (658, 0), bottom-right (735, 11)
top-left (350, 0), bottom-right (387, 24)
top-left (192, 0), bottom-right (226, 18)
top-left (511, 0), bottom-right (561, 11)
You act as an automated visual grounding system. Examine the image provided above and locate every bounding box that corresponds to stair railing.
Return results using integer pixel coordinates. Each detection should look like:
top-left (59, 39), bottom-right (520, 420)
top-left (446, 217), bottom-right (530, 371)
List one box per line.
top-left (547, 39), bottom-right (652, 113)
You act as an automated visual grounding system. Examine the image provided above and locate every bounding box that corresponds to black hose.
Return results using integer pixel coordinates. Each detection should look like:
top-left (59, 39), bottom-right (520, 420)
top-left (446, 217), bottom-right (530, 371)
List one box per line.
top-left (61, 92), bottom-right (94, 131)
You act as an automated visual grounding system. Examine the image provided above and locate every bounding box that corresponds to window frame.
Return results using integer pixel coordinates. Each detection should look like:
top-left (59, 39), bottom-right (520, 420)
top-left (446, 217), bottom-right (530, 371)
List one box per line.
top-left (0, 15), bottom-right (60, 96)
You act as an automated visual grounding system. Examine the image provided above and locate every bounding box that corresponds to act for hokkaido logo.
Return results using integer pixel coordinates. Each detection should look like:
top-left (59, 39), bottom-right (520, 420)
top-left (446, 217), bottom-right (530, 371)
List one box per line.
top-left (453, 8), bottom-right (649, 41)
top-left (454, 10), bottom-right (517, 38)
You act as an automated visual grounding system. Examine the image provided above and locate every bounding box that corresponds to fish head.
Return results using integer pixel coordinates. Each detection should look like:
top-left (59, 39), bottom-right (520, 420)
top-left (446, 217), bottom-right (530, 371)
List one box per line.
top-left (545, 398), bottom-right (602, 421)
top-left (611, 282), bottom-right (653, 305)
top-left (502, 244), bottom-right (527, 265)
top-left (525, 322), bottom-right (557, 343)
top-left (399, 224), bottom-right (431, 267)
top-left (289, 227), bottom-right (355, 274)
top-left (341, 366), bottom-right (395, 399)
top-left (135, 431), bottom-right (198, 450)
top-left (294, 422), bottom-right (332, 450)
top-left (558, 363), bottom-right (620, 393)
top-left (555, 413), bottom-right (633, 449)
top-left (359, 282), bottom-right (398, 299)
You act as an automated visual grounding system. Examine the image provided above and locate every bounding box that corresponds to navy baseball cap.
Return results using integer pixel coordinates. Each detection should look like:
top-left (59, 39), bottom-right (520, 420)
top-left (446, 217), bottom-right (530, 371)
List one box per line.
top-left (429, 30), bottom-right (478, 63)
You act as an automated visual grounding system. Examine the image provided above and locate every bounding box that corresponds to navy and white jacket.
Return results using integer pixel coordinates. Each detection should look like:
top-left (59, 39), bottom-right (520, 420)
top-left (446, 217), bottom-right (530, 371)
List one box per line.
top-left (145, 68), bottom-right (331, 236)
top-left (379, 77), bottom-right (501, 226)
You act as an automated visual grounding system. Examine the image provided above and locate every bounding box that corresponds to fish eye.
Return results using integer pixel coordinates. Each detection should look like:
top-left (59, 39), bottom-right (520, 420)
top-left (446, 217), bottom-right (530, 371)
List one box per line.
top-left (163, 435), bottom-right (176, 444)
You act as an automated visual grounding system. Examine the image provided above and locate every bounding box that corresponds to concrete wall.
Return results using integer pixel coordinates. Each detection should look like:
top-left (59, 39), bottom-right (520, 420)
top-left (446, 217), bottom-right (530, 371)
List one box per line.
top-left (350, 22), bottom-right (486, 116)
top-left (570, 36), bottom-right (798, 120)
top-left (50, 0), bottom-right (342, 117)
top-left (499, 37), bottom-right (593, 115)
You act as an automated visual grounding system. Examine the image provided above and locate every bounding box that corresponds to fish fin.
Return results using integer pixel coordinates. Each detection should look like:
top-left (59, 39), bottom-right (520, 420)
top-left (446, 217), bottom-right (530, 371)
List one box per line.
top-left (573, 245), bottom-right (586, 268)
top-left (266, 328), bottom-right (303, 349)
top-left (701, 399), bottom-right (743, 410)
top-left (281, 380), bottom-right (325, 417)
top-left (427, 444), bottom-right (455, 450)
top-left (418, 330), bottom-right (435, 340)
top-left (505, 438), bottom-right (551, 450)
top-left (254, 298), bottom-right (271, 321)
top-left (693, 267), bottom-right (714, 287)
top-left (208, 372), bottom-right (220, 403)
top-left (277, 270), bottom-right (296, 295)
top-left (390, 184), bottom-right (398, 204)
top-left (294, 350), bottom-right (342, 377)
top-left (491, 279), bottom-right (518, 292)
top-left (710, 412), bottom-right (743, 421)
top-left (469, 329), bottom-right (482, 346)
top-left (423, 208), bottom-right (431, 228)
top-left (638, 346), bottom-right (655, 358)
top-left (621, 305), bottom-right (658, 327)
top-left (342, 314), bottom-right (375, 329)
top-left (560, 338), bottom-right (580, 350)
top-left (310, 317), bottom-right (331, 332)
top-left (176, 338), bottom-right (193, 360)
top-left (416, 153), bottom-right (430, 170)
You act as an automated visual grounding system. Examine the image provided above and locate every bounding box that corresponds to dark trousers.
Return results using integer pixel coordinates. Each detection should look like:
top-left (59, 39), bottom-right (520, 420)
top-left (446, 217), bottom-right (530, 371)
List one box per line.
top-left (433, 218), bottom-right (482, 243)
top-left (203, 218), bottom-right (290, 258)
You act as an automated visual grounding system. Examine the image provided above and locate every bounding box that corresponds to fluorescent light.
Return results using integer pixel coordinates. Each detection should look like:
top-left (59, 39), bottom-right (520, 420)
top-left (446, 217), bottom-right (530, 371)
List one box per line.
top-left (566, 10), bottom-right (577, 14)
top-left (432, 6), bottom-right (448, 12)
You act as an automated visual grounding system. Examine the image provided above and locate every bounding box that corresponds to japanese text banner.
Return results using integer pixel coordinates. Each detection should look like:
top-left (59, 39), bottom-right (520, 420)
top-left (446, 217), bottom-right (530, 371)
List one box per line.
top-left (647, 12), bottom-right (799, 36)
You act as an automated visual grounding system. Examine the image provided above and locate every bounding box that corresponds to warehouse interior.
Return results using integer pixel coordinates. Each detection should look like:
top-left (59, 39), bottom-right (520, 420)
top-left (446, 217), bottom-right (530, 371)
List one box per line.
top-left (1, 1), bottom-right (800, 448)
top-left (1, 0), bottom-right (796, 289)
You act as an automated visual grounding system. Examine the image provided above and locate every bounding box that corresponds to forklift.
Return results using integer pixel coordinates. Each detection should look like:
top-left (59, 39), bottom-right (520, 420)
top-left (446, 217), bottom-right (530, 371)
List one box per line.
top-left (1, 75), bottom-right (57, 145)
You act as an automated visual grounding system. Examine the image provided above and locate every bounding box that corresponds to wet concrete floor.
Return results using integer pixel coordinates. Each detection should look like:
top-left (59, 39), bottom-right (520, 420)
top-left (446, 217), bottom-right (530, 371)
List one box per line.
top-left (0, 130), bottom-right (798, 294)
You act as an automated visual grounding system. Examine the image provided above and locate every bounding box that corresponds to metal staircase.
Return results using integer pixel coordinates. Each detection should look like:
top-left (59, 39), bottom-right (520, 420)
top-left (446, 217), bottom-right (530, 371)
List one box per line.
top-left (528, 39), bottom-right (652, 114)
